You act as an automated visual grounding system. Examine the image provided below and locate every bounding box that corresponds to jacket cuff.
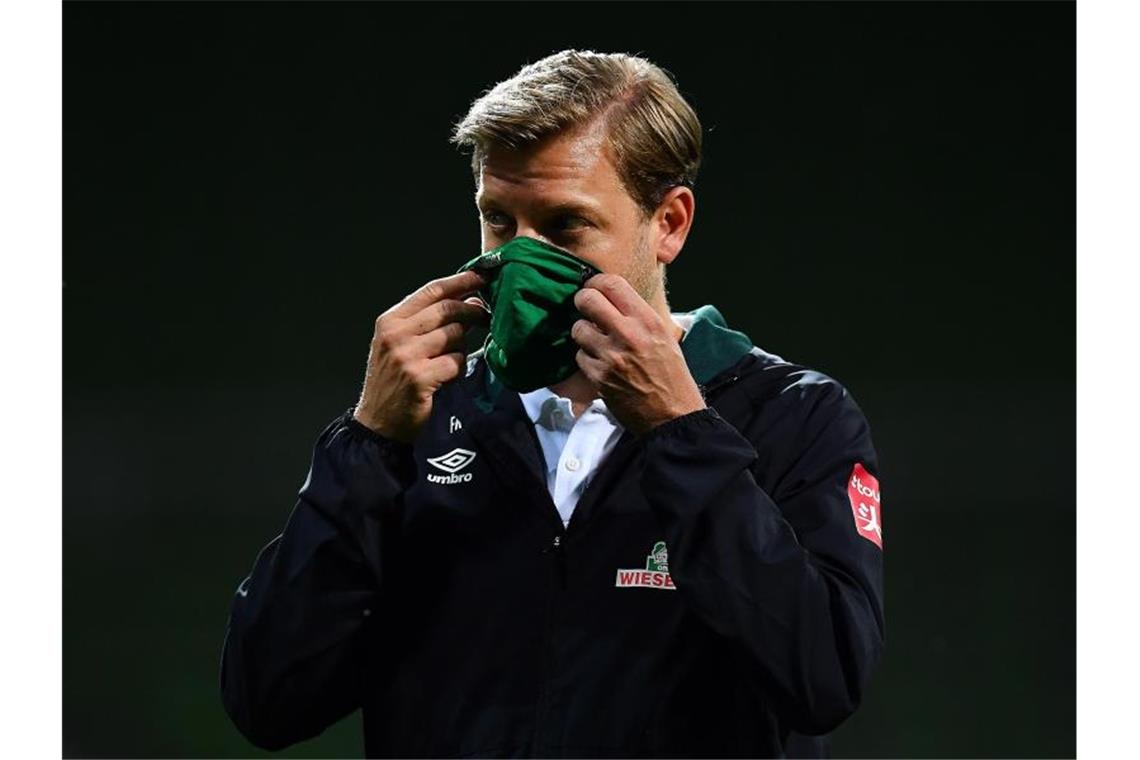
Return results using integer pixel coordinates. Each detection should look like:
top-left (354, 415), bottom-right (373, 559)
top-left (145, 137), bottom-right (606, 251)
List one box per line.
top-left (337, 407), bottom-right (418, 487)
top-left (640, 406), bottom-right (726, 442)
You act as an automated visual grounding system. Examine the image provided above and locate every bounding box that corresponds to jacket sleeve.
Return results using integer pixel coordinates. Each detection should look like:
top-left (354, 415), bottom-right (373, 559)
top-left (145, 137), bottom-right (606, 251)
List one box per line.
top-left (219, 407), bottom-right (416, 750)
top-left (638, 375), bottom-right (884, 735)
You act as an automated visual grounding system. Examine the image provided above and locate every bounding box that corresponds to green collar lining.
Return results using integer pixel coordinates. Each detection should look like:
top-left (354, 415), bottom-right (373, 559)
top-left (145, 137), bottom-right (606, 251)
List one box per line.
top-left (676, 304), bottom-right (756, 385)
top-left (471, 303), bottom-right (754, 412)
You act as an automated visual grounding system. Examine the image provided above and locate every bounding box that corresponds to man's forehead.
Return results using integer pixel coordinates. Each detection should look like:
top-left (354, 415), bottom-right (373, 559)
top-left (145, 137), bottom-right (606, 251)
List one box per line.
top-left (477, 162), bottom-right (612, 211)
top-left (476, 150), bottom-right (620, 215)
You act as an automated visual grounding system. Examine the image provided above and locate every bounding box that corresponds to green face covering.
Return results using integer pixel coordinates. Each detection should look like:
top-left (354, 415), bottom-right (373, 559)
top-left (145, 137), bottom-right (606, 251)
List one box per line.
top-left (455, 236), bottom-right (603, 393)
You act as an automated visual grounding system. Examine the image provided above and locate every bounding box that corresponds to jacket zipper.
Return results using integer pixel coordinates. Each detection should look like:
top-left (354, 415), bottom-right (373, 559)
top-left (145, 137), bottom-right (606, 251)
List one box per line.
top-left (549, 534), bottom-right (567, 590)
top-left (532, 533), bottom-right (566, 752)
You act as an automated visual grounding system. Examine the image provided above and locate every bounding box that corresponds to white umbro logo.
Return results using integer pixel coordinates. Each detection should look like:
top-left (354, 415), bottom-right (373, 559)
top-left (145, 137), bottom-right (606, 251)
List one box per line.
top-left (426, 447), bottom-right (477, 484)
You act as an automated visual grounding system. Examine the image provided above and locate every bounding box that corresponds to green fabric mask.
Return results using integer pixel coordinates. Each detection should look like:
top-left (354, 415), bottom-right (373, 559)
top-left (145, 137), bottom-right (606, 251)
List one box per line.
top-left (455, 236), bottom-right (602, 393)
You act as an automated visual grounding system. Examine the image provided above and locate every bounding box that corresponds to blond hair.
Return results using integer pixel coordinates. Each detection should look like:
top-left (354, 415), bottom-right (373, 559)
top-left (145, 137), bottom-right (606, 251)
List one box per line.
top-left (450, 50), bottom-right (702, 217)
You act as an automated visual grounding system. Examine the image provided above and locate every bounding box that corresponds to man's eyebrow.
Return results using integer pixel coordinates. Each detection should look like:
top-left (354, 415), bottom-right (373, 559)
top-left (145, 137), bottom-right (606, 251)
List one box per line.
top-left (476, 195), bottom-right (602, 217)
top-left (545, 201), bottom-right (602, 218)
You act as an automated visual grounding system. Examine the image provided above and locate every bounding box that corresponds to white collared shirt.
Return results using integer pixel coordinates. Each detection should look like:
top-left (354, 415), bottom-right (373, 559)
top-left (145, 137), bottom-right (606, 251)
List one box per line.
top-left (518, 312), bottom-right (695, 528)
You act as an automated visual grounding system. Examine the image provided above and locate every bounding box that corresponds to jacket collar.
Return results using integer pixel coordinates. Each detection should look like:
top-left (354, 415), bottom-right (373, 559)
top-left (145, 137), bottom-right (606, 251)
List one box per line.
top-left (465, 303), bottom-right (755, 414)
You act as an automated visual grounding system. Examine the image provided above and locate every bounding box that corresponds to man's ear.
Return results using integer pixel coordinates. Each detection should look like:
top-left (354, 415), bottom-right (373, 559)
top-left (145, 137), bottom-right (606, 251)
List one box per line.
top-left (650, 186), bottom-right (695, 266)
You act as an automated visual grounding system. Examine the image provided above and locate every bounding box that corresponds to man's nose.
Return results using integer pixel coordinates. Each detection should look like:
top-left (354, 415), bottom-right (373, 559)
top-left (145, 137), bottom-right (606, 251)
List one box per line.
top-left (512, 227), bottom-right (551, 247)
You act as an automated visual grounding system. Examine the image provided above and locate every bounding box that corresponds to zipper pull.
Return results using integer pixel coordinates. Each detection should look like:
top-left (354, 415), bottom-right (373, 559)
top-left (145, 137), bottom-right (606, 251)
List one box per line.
top-left (702, 372), bottom-right (741, 399)
top-left (542, 534), bottom-right (567, 590)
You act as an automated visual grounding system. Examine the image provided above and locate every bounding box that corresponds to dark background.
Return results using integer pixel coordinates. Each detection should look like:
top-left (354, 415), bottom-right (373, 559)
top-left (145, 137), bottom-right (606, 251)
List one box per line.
top-left (63, 1), bottom-right (1075, 757)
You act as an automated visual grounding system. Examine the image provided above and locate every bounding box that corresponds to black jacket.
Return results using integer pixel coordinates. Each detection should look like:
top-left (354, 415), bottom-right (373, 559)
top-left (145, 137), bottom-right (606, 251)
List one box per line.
top-left (219, 304), bottom-right (885, 758)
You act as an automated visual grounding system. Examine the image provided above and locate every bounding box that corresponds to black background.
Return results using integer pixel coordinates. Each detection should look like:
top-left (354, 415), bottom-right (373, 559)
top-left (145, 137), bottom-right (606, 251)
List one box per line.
top-left (63, 2), bottom-right (1074, 757)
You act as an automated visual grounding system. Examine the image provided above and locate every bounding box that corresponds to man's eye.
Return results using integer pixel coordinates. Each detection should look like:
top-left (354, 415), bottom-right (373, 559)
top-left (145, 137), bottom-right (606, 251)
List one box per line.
top-left (552, 215), bottom-right (589, 232)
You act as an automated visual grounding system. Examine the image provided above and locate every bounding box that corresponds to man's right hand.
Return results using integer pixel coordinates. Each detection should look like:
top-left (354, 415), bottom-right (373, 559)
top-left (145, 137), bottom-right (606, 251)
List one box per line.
top-left (353, 269), bottom-right (491, 443)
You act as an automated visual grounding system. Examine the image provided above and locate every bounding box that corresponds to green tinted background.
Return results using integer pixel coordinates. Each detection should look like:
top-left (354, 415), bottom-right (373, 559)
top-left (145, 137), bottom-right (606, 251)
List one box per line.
top-left (63, 2), bottom-right (1074, 757)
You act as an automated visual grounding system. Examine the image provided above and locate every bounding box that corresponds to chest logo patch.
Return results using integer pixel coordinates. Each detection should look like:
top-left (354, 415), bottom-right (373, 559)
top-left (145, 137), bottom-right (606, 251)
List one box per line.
top-left (426, 447), bottom-right (476, 484)
top-left (847, 463), bottom-right (883, 548)
top-left (615, 540), bottom-right (676, 590)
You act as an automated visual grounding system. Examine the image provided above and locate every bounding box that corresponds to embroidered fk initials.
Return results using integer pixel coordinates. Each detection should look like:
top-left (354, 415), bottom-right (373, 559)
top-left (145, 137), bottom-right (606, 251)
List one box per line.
top-left (449, 415), bottom-right (462, 433)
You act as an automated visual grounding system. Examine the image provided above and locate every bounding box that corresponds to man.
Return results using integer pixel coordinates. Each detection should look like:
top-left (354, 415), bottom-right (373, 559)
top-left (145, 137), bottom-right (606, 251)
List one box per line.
top-left (219, 49), bottom-right (884, 758)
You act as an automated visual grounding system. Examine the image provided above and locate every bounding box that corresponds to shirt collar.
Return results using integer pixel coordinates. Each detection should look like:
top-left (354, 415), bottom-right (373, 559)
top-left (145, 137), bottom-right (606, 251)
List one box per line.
top-left (518, 387), bottom-right (564, 429)
top-left (519, 387), bottom-right (617, 430)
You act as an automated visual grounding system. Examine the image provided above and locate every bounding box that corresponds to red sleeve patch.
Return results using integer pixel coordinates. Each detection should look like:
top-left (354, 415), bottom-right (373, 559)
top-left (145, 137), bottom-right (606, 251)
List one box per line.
top-left (847, 463), bottom-right (882, 549)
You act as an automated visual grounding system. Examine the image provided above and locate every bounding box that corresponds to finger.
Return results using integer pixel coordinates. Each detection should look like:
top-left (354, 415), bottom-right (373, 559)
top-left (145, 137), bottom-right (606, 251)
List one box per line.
top-left (574, 285), bottom-right (627, 335)
top-left (423, 351), bottom-right (467, 387)
top-left (575, 348), bottom-right (607, 383)
top-left (582, 272), bottom-right (656, 320)
top-left (414, 319), bottom-right (470, 359)
top-left (409, 298), bottom-right (489, 336)
top-left (570, 318), bottom-right (606, 357)
top-left (463, 296), bottom-right (492, 325)
top-left (395, 270), bottom-right (488, 318)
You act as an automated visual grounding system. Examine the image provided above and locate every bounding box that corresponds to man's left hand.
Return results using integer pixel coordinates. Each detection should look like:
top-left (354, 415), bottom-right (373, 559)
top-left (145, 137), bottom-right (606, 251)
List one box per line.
top-left (571, 273), bottom-right (707, 436)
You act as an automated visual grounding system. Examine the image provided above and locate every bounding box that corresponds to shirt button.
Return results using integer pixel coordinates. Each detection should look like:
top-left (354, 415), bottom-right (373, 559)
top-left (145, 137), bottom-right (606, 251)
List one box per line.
top-left (564, 457), bottom-right (581, 472)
